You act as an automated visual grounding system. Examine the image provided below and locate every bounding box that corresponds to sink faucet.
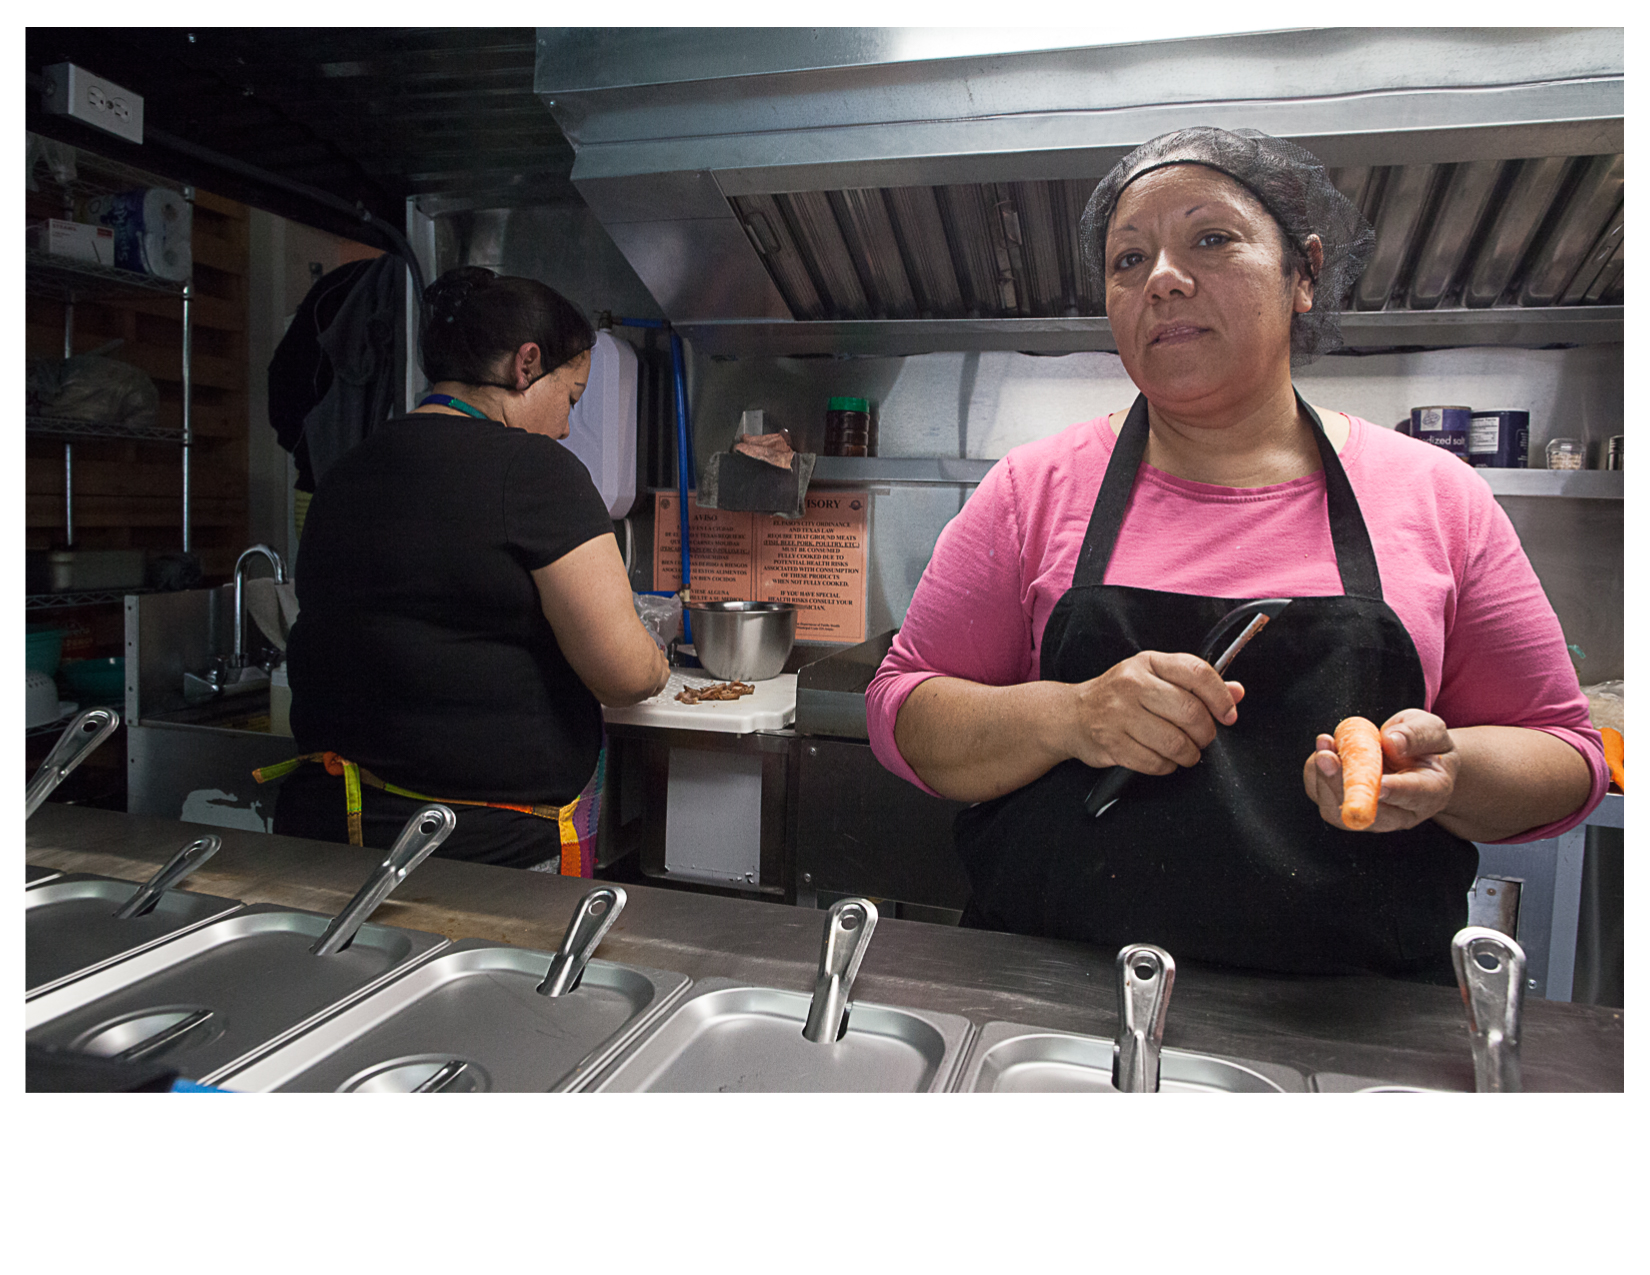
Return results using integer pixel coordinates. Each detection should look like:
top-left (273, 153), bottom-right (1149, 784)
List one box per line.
top-left (232, 543), bottom-right (288, 669)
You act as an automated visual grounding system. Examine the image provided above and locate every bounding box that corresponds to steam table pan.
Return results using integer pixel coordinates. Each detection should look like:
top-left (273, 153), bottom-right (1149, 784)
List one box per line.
top-left (218, 939), bottom-right (691, 1093)
top-left (1308, 1072), bottom-right (1449, 1093)
top-left (953, 1021), bottom-right (1307, 1092)
top-left (26, 873), bottom-right (242, 998)
top-left (25, 903), bottom-right (448, 1085)
top-left (585, 977), bottom-right (974, 1092)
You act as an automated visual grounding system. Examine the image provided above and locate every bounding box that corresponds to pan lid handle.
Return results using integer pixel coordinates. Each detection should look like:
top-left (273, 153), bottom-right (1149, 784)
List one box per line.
top-left (1112, 943), bottom-right (1176, 1092)
top-left (802, 897), bottom-right (879, 1044)
top-left (539, 886), bottom-right (628, 996)
top-left (26, 708), bottom-right (120, 819)
top-left (310, 805), bottom-right (456, 956)
top-left (1451, 926), bottom-right (1525, 1092)
top-left (114, 834), bottom-right (223, 920)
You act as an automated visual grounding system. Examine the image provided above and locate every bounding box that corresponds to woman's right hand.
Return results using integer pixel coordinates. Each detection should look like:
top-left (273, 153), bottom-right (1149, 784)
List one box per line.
top-left (1063, 651), bottom-right (1244, 775)
top-left (533, 537), bottom-right (671, 707)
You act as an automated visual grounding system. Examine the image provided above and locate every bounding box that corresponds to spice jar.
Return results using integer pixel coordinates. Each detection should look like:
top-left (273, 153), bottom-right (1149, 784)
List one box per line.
top-left (1545, 438), bottom-right (1585, 471)
top-left (824, 396), bottom-right (872, 458)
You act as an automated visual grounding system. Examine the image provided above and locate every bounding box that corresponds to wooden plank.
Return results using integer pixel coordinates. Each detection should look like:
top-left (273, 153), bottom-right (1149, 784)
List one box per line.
top-left (119, 342), bottom-right (245, 392)
top-left (190, 232), bottom-right (246, 274)
top-left (28, 494), bottom-right (247, 528)
top-left (126, 292), bottom-right (244, 332)
top-left (192, 190), bottom-right (248, 219)
top-left (28, 457), bottom-right (249, 501)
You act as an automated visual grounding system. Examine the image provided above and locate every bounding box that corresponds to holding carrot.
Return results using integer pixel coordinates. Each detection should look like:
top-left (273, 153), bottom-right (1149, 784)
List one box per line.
top-left (1333, 716), bottom-right (1385, 829)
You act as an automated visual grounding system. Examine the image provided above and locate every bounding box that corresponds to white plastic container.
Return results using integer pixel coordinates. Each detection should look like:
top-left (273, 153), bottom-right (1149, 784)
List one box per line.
top-left (563, 330), bottom-right (639, 518)
top-left (269, 664), bottom-right (292, 738)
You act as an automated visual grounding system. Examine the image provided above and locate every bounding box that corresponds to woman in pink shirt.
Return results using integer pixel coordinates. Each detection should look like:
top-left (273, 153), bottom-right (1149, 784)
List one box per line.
top-left (868, 127), bottom-right (1603, 982)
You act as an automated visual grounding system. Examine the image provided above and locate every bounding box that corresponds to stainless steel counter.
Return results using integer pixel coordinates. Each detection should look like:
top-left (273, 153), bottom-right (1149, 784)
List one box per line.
top-left (25, 804), bottom-right (1624, 1091)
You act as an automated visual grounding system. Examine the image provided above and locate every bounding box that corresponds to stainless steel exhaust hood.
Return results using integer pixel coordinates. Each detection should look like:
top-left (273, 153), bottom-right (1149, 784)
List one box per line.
top-left (537, 28), bottom-right (1622, 355)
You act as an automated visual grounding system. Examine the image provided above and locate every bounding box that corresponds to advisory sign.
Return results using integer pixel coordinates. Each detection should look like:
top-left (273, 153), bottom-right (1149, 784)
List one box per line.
top-left (653, 491), bottom-right (869, 643)
top-left (755, 493), bottom-right (868, 643)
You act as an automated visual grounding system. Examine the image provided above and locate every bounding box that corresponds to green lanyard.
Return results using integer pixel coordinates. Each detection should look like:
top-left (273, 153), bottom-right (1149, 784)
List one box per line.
top-left (418, 393), bottom-right (492, 420)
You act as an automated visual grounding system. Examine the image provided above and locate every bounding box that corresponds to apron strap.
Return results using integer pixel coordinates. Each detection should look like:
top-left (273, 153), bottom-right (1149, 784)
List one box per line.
top-left (1072, 394), bottom-right (1151, 588)
top-left (1299, 396), bottom-right (1383, 600)
top-left (1072, 391), bottom-right (1383, 600)
top-left (252, 752), bottom-right (591, 873)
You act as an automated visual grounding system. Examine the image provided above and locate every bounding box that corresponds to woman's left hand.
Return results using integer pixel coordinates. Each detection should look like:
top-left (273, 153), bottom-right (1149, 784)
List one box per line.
top-left (1302, 709), bottom-right (1460, 832)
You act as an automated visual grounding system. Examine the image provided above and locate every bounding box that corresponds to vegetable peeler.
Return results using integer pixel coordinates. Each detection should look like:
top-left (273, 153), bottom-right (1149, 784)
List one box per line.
top-left (1083, 597), bottom-right (1293, 818)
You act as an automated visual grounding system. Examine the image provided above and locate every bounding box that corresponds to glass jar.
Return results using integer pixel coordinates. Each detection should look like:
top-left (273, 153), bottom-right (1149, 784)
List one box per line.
top-left (824, 396), bottom-right (872, 458)
top-left (1545, 438), bottom-right (1586, 471)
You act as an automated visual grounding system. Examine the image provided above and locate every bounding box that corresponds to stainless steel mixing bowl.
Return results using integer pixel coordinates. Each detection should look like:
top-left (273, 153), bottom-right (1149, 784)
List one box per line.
top-left (686, 601), bottom-right (797, 681)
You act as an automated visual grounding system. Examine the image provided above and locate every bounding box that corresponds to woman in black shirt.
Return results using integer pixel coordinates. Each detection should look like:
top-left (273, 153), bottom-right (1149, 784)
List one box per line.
top-left (273, 268), bottom-right (669, 868)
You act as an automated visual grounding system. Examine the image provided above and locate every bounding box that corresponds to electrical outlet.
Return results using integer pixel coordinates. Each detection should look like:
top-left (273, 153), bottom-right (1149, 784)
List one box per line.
top-left (42, 62), bottom-right (144, 145)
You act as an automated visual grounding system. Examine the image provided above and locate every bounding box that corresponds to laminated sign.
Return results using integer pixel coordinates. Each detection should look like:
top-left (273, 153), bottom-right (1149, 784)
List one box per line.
top-left (654, 491), bottom-right (869, 643)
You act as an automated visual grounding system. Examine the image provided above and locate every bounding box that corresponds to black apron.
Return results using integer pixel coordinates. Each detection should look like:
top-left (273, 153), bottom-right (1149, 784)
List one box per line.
top-left (953, 393), bottom-right (1476, 982)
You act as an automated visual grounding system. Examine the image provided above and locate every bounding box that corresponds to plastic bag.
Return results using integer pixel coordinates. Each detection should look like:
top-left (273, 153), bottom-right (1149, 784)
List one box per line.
top-left (633, 591), bottom-right (682, 653)
top-left (1581, 681), bottom-right (1623, 735)
top-left (27, 354), bottom-right (158, 427)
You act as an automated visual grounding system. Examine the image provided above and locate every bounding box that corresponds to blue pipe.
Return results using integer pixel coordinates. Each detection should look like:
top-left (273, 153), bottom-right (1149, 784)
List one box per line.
top-left (612, 317), bottom-right (697, 647)
top-left (668, 330), bottom-right (695, 580)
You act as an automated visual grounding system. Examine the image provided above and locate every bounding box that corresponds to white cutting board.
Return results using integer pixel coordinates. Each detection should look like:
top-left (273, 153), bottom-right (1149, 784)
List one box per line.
top-left (602, 672), bottom-right (796, 734)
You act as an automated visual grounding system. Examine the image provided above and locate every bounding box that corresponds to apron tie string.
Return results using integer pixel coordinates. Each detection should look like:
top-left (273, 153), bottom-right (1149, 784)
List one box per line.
top-left (253, 753), bottom-right (584, 873)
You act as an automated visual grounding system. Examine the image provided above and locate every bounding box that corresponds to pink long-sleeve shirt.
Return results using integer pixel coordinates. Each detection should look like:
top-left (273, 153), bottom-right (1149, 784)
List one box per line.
top-left (867, 413), bottom-right (1606, 843)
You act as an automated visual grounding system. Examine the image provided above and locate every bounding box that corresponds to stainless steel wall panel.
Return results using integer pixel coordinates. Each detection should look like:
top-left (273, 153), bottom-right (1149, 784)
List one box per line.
top-left (828, 189), bottom-right (919, 319)
top-left (126, 587), bottom-right (236, 722)
top-left (572, 170), bottom-right (744, 226)
top-left (1355, 163), bottom-right (1441, 310)
top-left (1520, 155), bottom-right (1624, 306)
top-left (1464, 156), bottom-right (1573, 308)
top-left (938, 184), bottom-right (1015, 316)
top-left (778, 191), bottom-right (871, 319)
top-left (601, 218), bottom-right (792, 322)
top-left (128, 723), bottom-right (295, 830)
top-left (883, 185), bottom-right (966, 318)
top-left (1405, 160), bottom-right (1505, 310)
top-left (730, 193), bottom-right (826, 320)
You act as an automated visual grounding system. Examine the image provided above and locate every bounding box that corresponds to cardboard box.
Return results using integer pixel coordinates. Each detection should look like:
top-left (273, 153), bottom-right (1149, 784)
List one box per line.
top-left (41, 219), bottom-right (116, 266)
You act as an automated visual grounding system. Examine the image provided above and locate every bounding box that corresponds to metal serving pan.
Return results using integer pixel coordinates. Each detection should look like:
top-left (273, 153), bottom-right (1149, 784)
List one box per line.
top-left (26, 874), bottom-right (242, 999)
top-left (585, 977), bottom-right (974, 1092)
top-left (26, 864), bottom-right (63, 888)
top-left (218, 939), bottom-right (690, 1093)
top-left (1308, 1072), bottom-right (1448, 1093)
top-left (952, 1021), bottom-right (1307, 1093)
top-left (25, 903), bottom-right (449, 1084)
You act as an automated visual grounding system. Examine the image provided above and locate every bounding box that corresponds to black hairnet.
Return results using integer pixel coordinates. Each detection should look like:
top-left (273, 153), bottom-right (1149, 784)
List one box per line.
top-left (1080, 127), bottom-right (1375, 362)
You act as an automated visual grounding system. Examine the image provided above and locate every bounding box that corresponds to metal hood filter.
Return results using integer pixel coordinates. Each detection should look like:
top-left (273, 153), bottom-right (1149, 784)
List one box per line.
top-left (537, 28), bottom-right (1622, 341)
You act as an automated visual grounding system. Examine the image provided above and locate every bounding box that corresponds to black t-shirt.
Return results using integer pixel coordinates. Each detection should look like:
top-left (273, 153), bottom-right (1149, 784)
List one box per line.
top-left (286, 413), bottom-right (616, 805)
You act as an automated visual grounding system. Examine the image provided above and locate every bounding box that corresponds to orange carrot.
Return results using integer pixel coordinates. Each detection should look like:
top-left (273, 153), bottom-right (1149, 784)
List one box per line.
top-left (1333, 716), bottom-right (1384, 830)
top-left (1602, 727), bottom-right (1624, 793)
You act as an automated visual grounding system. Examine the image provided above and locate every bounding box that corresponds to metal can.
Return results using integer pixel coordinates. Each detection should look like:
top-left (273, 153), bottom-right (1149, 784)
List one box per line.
top-left (1467, 410), bottom-right (1530, 469)
top-left (1410, 405), bottom-right (1473, 460)
top-left (1607, 436), bottom-right (1623, 471)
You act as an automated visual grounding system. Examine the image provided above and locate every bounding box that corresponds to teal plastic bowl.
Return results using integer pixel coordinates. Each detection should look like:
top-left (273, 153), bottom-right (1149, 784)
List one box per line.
top-left (26, 626), bottom-right (64, 676)
top-left (60, 656), bottom-right (126, 704)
